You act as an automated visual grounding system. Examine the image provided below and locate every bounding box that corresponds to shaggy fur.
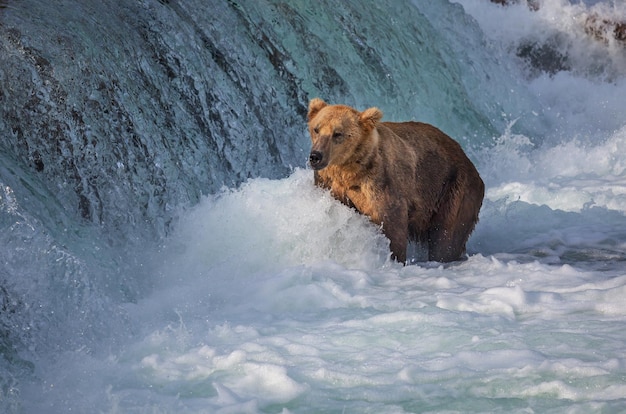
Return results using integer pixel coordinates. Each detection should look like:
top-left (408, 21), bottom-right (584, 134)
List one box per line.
top-left (307, 98), bottom-right (484, 263)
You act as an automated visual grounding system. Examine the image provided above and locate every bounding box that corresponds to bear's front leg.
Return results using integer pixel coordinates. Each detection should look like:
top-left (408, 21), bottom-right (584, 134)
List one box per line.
top-left (380, 203), bottom-right (409, 264)
top-left (388, 231), bottom-right (408, 263)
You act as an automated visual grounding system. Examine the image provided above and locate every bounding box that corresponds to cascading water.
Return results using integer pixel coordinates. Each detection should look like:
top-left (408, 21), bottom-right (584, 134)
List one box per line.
top-left (0, 0), bottom-right (513, 367)
top-left (1, 0), bottom-right (626, 412)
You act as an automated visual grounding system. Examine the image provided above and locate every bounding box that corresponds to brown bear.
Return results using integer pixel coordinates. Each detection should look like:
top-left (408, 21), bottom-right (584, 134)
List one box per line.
top-left (307, 98), bottom-right (484, 263)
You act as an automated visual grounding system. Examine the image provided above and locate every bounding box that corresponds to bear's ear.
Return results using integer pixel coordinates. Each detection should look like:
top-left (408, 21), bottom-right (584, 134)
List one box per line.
top-left (360, 107), bottom-right (383, 128)
top-left (308, 98), bottom-right (328, 121)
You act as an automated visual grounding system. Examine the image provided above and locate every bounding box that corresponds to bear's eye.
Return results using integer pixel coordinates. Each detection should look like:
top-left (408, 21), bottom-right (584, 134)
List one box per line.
top-left (333, 132), bottom-right (343, 139)
top-left (313, 127), bottom-right (319, 134)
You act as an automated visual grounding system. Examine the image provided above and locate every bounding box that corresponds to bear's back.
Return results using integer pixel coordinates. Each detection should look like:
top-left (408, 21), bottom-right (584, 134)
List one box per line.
top-left (381, 121), bottom-right (455, 147)
top-left (379, 121), bottom-right (483, 192)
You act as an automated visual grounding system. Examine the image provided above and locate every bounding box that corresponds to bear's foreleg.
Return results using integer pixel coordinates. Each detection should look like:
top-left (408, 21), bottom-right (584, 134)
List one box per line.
top-left (379, 202), bottom-right (409, 264)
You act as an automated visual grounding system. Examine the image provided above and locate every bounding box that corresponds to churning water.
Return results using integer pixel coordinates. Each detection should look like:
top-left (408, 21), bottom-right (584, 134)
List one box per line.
top-left (1, 0), bottom-right (626, 412)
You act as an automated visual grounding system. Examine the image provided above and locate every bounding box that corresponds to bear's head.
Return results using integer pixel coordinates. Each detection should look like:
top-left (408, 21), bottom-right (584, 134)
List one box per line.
top-left (307, 98), bottom-right (382, 170)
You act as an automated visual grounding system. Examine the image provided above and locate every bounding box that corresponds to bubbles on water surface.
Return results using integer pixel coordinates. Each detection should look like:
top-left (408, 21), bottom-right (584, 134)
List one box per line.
top-left (2, 0), bottom-right (626, 412)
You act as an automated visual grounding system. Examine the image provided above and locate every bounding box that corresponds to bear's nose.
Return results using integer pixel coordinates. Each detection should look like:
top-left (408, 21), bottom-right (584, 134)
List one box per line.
top-left (309, 151), bottom-right (324, 169)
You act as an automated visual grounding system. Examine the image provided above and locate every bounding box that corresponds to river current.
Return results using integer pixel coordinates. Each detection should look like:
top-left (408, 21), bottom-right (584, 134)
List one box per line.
top-left (1, 0), bottom-right (626, 412)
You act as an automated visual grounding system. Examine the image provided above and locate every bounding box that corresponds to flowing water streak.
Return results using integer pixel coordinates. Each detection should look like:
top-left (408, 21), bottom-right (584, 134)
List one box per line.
top-left (0, 0), bottom-right (519, 367)
top-left (0, 0), bottom-right (626, 412)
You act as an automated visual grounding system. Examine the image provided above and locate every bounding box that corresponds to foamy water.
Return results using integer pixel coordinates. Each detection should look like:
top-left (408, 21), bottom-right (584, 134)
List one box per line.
top-left (24, 145), bottom-right (626, 412)
top-left (7, 0), bottom-right (626, 412)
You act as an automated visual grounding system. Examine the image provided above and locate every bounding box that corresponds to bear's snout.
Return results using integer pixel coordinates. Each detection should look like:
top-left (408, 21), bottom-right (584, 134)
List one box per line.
top-left (309, 150), bottom-right (326, 170)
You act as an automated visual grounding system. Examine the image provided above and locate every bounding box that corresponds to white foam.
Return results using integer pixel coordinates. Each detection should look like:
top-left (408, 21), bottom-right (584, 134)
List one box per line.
top-left (477, 124), bottom-right (626, 214)
top-left (24, 191), bottom-right (626, 412)
top-left (18, 1), bottom-right (626, 412)
top-left (162, 169), bottom-right (390, 274)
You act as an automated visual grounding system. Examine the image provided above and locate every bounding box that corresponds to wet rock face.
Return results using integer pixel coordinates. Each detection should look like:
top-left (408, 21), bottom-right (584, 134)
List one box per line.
top-left (490, 0), bottom-right (625, 46)
top-left (516, 38), bottom-right (570, 75)
top-left (584, 14), bottom-right (626, 45)
top-left (488, 0), bottom-right (625, 78)
top-left (489, 0), bottom-right (539, 11)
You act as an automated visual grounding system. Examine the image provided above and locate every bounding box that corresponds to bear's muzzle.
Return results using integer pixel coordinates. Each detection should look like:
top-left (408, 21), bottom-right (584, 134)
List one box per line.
top-left (309, 150), bottom-right (327, 170)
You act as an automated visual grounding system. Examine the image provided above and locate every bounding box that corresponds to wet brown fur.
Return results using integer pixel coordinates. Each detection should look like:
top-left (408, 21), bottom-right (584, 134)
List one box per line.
top-left (307, 98), bottom-right (484, 263)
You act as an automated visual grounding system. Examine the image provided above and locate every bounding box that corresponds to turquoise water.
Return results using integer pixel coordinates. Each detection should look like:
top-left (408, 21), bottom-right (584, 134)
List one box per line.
top-left (1, 0), bottom-right (626, 412)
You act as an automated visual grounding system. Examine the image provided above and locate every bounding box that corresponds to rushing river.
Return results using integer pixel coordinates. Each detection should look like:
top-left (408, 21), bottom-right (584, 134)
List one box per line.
top-left (1, 0), bottom-right (626, 412)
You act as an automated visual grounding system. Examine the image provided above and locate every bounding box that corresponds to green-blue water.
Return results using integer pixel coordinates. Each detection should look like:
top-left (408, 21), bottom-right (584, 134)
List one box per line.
top-left (1, 0), bottom-right (626, 412)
